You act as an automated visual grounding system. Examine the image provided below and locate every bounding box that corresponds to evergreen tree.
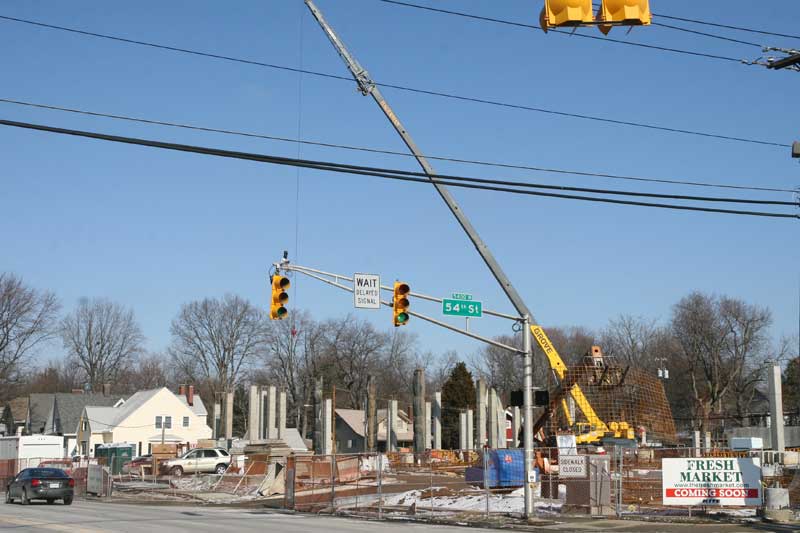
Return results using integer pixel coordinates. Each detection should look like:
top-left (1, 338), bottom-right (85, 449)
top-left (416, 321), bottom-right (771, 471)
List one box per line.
top-left (441, 362), bottom-right (476, 450)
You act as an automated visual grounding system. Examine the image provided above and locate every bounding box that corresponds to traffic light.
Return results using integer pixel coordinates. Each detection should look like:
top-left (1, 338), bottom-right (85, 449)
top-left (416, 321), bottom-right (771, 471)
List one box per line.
top-left (392, 282), bottom-right (410, 327)
top-left (539, 0), bottom-right (592, 32)
top-left (270, 275), bottom-right (290, 320)
top-left (596, 0), bottom-right (651, 34)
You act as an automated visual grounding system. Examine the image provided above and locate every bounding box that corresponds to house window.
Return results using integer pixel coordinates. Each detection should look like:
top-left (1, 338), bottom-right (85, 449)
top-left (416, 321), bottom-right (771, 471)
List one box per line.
top-left (183, 417), bottom-right (189, 428)
top-left (347, 440), bottom-right (353, 449)
top-left (164, 416), bottom-right (172, 429)
top-left (155, 416), bottom-right (162, 429)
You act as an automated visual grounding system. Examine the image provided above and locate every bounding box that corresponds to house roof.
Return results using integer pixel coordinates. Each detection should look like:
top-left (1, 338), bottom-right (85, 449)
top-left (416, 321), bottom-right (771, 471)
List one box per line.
top-left (177, 395), bottom-right (207, 418)
top-left (283, 428), bottom-right (309, 451)
top-left (8, 397), bottom-right (28, 422)
top-left (336, 408), bottom-right (413, 442)
top-left (28, 393), bottom-right (55, 433)
top-left (82, 388), bottom-right (205, 435)
top-left (54, 393), bottom-right (124, 436)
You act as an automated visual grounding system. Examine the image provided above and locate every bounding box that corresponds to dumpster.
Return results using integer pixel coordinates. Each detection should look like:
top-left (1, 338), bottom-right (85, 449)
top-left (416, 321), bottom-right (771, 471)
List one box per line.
top-left (95, 444), bottom-right (134, 475)
top-left (465, 449), bottom-right (525, 488)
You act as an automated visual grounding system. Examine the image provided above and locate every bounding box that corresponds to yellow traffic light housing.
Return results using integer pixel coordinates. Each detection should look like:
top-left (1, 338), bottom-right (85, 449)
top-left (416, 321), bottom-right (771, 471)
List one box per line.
top-left (539, 0), bottom-right (593, 31)
top-left (597, 0), bottom-right (651, 34)
top-left (270, 275), bottom-right (290, 320)
top-left (392, 282), bottom-right (410, 327)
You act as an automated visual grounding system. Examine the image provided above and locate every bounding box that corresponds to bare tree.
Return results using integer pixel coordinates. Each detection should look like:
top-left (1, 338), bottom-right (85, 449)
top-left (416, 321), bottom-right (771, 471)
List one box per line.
top-left (671, 292), bottom-right (772, 435)
top-left (600, 315), bottom-right (663, 368)
top-left (169, 294), bottom-right (268, 395)
top-left (0, 273), bottom-right (60, 397)
top-left (117, 352), bottom-right (170, 394)
top-left (60, 298), bottom-right (144, 391)
top-left (324, 316), bottom-right (387, 408)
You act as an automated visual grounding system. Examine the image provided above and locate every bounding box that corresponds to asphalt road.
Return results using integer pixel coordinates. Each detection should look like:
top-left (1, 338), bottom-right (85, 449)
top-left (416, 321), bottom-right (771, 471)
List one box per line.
top-left (0, 498), bottom-right (796, 532)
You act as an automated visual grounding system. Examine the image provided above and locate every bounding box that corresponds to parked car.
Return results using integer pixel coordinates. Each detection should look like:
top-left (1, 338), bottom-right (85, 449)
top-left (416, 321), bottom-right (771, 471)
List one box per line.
top-left (5, 467), bottom-right (74, 505)
top-left (161, 448), bottom-right (231, 476)
top-left (121, 455), bottom-right (152, 475)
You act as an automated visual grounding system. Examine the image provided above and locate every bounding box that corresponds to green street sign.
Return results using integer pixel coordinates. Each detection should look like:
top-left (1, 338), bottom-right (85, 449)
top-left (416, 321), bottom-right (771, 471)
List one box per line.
top-left (451, 292), bottom-right (473, 301)
top-left (443, 299), bottom-right (482, 318)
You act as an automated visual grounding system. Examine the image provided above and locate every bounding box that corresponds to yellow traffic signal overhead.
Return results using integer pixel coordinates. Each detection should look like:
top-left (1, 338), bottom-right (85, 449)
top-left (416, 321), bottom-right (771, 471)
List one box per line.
top-left (540, 0), bottom-right (593, 32)
top-left (539, 0), bottom-right (651, 34)
top-left (597, 0), bottom-right (651, 34)
top-left (393, 282), bottom-right (410, 327)
top-left (270, 275), bottom-right (290, 320)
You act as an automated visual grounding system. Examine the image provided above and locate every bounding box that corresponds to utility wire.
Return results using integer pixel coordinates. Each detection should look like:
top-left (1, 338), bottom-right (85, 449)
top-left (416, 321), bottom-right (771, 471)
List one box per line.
top-left (376, 0), bottom-right (758, 54)
top-left (0, 14), bottom-right (788, 149)
top-left (655, 13), bottom-right (800, 41)
top-left (2, 97), bottom-right (795, 194)
top-left (1, 117), bottom-right (797, 219)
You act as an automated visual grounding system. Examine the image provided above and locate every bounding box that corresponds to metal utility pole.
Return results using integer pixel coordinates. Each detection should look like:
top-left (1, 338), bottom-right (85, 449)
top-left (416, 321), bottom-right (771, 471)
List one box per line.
top-left (304, 0), bottom-right (537, 517)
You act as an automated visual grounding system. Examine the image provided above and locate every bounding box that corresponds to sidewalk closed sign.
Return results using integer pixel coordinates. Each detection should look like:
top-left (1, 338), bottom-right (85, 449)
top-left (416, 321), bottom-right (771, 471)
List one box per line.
top-left (662, 458), bottom-right (761, 506)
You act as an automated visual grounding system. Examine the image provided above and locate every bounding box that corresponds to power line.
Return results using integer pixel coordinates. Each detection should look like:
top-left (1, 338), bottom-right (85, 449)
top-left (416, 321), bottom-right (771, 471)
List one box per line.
top-left (1, 117), bottom-right (797, 220)
top-left (376, 0), bottom-right (758, 55)
top-left (655, 13), bottom-right (800, 41)
top-left (2, 97), bottom-right (795, 194)
top-left (0, 14), bottom-right (789, 149)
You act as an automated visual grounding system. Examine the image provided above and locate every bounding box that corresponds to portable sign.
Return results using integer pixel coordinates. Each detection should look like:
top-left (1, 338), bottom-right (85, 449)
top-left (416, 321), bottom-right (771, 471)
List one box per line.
top-left (558, 455), bottom-right (588, 479)
top-left (662, 458), bottom-right (762, 506)
top-left (353, 273), bottom-right (380, 310)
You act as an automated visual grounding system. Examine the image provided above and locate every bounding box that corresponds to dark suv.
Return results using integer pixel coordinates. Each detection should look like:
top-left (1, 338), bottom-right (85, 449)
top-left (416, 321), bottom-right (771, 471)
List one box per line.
top-left (5, 468), bottom-right (74, 505)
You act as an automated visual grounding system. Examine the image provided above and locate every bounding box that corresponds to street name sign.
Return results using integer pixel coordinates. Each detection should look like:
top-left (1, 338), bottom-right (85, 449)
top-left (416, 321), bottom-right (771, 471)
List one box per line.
top-left (353, 273), bottom-right (380, 310)
top-left (442, 299), bottom-right (482, 317)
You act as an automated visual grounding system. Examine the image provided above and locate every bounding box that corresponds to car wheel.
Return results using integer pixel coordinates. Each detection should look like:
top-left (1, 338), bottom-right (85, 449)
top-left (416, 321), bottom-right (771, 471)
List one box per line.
top-left (20, 488), bottom-right (29, 506)
top-left (63, 496), bottom-right (73, 506)
top-left (170, 466), bottom-right (183, 477)
top-left (214, 464), bottom-right (228, 475)
top-left (46, 499), bottom-right (55, 505)
top-left (4, 490), bottom-right (12, 504)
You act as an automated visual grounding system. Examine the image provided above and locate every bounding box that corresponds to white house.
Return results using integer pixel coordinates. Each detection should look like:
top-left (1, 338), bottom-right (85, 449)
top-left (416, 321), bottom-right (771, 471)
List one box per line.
top-left (76, 387), bottom-right (211, 457)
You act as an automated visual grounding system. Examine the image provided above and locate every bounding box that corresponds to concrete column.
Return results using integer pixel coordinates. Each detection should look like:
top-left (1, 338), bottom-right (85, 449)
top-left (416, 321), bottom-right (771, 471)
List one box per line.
top-left (322, 398), bottom-right (333, 455)
top-left (692, 430), bottom-right (701, 457)
top-left (313, 377), bottom-right (323, 455)
top-left (466, 409), bottom-right (474, 451)
top-left (496, 394), bottom-right (507, 449)
top-left (704, 432), bottom-right (712, 451)
top-left (459, 411), bottom-right (468, 450)
top-left (248, 385), bottom-right (261, 441)
top-left (387, 400), bottom-right (398, 452)
top-left (488, 387), bottom-right (498, 448)
top-left (278, 390), bottom-right (287, 440)
top-left (413, 369), bottom-right (426, 453)
top-left (266, 385), bottom-right (277, 439)
top-left (433, 392), bottom-right (442, 450)
top-left (768, 364), bottom-right (785, 452)
top-left (224, 391), bottom-right (234, 440)
top-left (212, 402), bottom-right (221, 440)
top-left (511, 406), bottom-right (521, 448)
top-left (424, 401), bottom-right (432, 450)
top-left (476, 379), bottom-right (486, 448)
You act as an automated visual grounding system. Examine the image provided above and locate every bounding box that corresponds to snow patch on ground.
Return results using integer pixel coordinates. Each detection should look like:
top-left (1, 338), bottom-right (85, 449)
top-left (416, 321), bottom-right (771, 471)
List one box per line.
top-left (383, 488), bottom-right (562, 514)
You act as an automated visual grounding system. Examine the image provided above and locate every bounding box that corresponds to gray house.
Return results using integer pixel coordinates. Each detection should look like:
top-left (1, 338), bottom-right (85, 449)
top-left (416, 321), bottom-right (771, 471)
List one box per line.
top-left (25, 392), bottom-right (125, 456)
top-left (335, 408), bottom-right (413, 453)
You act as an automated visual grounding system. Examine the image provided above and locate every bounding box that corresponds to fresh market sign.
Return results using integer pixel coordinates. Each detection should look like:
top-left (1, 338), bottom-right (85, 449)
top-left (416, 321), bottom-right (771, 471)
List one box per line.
top-left (662, 458), bottom-right (761, 506)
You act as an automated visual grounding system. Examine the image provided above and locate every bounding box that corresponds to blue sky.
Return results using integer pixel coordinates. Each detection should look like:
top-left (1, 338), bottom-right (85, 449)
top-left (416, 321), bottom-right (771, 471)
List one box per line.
top-left (2, 0), bottom-right (798, 363)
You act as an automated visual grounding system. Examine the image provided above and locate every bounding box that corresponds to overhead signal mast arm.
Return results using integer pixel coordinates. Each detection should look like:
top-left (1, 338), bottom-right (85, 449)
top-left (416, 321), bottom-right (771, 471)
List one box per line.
top-left (303, 0), bottom-right (533, 322)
